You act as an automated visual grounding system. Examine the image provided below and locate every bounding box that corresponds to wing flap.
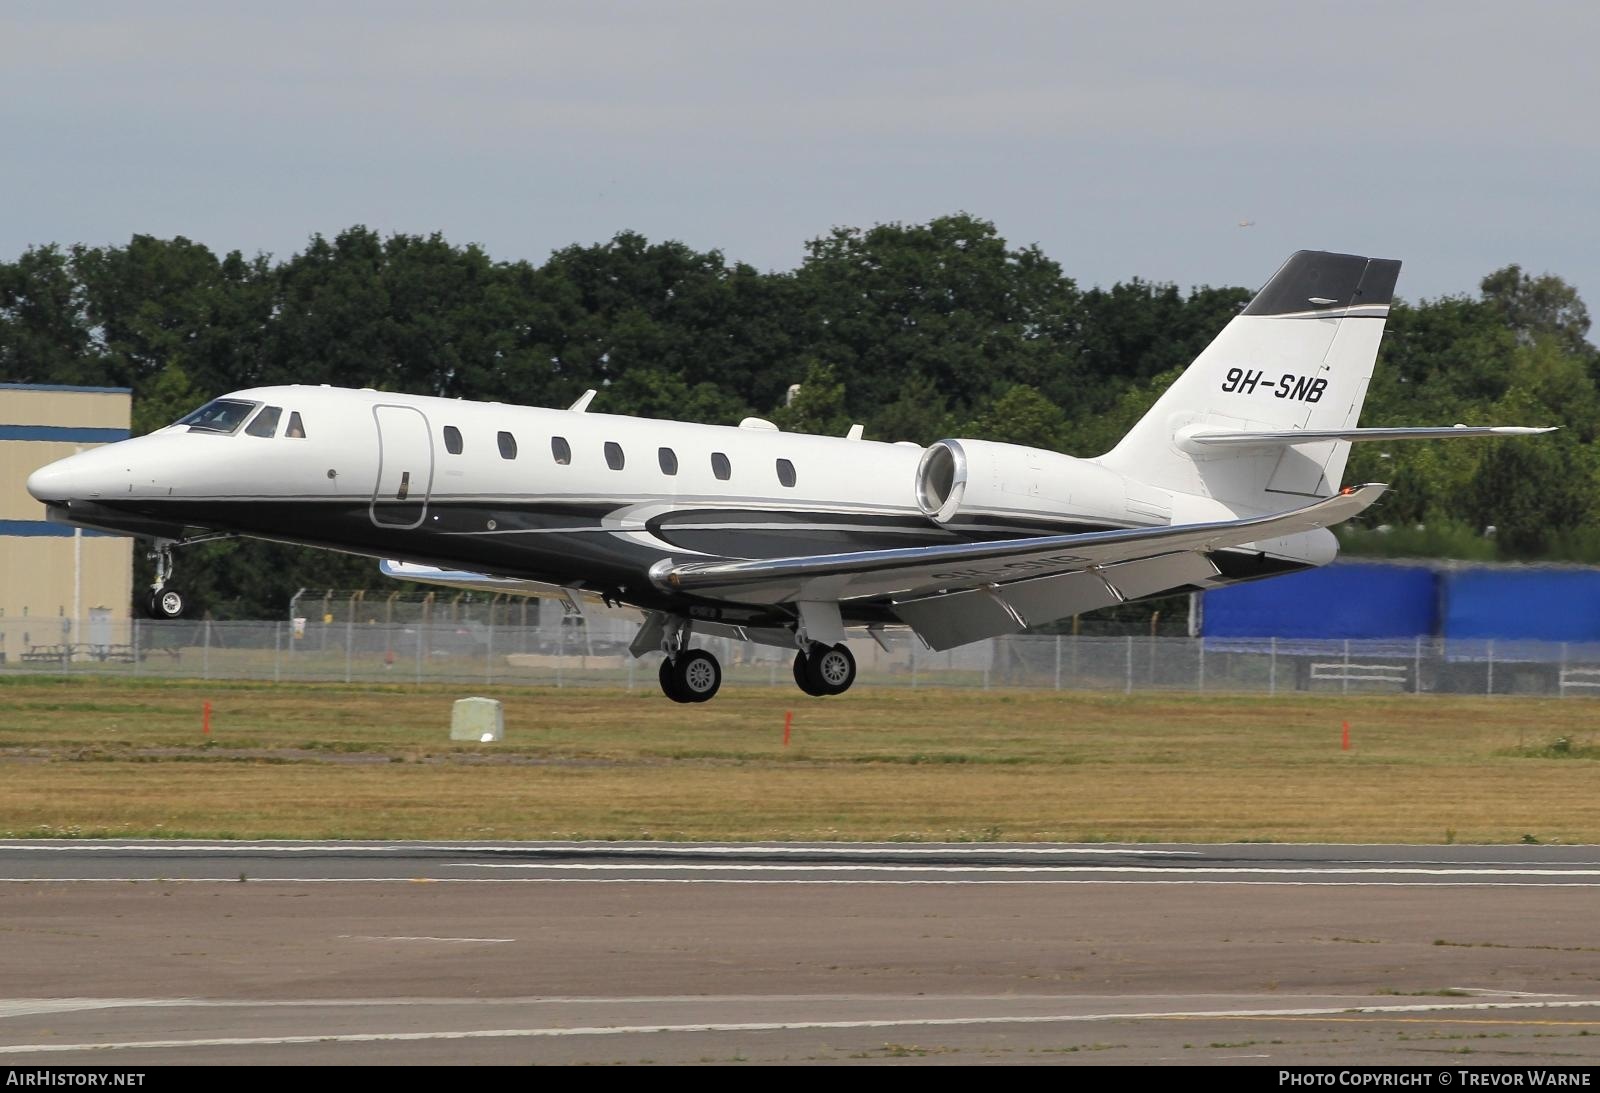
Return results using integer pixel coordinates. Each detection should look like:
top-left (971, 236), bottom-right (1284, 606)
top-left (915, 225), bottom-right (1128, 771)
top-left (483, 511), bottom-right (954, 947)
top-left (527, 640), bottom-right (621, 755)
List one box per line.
top-left (890, 552), bottom-right (1223, 649)
top-left (893, 589), bottom-right (1026, 651)
top-left (1098, 551), bottom-right (1221, 601)
top-left (995, 568), bottom-right (1122, 627)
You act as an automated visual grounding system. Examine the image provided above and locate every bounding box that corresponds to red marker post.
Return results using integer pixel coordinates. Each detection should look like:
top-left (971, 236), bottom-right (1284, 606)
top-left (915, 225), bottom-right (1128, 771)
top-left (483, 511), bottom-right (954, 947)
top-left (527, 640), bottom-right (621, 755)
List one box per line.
top-left (1341, 720), bottom-right (1350, 751)
top-left (203, 701), bottom-right (212, 736)
top-left (783, 710), bottom-right (792, 747)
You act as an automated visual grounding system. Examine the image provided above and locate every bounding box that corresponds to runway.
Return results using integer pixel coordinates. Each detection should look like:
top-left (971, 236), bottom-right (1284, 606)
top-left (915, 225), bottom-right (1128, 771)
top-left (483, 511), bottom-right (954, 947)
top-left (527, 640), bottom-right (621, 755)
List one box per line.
top-left (3, 841), bottom-right (1599, 1065)
top-left (8, 839), bottom-right (1600, 884)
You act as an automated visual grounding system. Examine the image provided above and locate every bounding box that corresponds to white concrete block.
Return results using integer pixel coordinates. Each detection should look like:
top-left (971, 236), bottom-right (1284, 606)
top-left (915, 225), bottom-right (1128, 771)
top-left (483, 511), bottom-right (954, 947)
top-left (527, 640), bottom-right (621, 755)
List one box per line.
top-left (451, 696), bottom-right (504, 742)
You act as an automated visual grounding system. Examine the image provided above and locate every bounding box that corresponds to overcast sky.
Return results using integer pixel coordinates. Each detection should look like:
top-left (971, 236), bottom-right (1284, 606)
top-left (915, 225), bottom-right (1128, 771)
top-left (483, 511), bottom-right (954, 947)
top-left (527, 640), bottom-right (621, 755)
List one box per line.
top-left (4, 1), bottom-right (1598, 305)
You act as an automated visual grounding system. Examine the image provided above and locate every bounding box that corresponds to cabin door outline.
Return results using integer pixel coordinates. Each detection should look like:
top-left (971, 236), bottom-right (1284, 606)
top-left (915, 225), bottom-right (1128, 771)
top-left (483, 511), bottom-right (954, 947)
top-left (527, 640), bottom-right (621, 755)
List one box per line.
top-left (370, 405), bottom-right (434, 529)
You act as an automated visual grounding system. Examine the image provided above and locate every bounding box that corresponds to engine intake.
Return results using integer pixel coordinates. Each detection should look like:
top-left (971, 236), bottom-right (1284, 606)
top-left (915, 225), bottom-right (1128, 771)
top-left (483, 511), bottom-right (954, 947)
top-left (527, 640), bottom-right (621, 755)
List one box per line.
top-left (914, 438), bottom-right (1171, 528)
top-left (915, 441), bottom-right (968, 522)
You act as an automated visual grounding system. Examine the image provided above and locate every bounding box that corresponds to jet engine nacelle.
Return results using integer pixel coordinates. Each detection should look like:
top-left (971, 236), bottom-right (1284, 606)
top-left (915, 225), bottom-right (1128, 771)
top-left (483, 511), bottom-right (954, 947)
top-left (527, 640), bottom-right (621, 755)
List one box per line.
top-left (914, 438), bottom-right (1172, 528)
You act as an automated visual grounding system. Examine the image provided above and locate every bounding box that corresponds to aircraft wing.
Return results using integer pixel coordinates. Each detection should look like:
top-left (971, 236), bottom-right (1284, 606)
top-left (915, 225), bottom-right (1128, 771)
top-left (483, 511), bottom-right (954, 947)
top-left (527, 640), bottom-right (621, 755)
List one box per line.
top-left (652, 483), bottom-right (1386, 648)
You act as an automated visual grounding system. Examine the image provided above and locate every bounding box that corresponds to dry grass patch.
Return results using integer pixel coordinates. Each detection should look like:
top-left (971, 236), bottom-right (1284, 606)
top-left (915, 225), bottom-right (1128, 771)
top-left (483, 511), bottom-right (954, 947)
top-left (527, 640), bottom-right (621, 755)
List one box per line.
top-left (1, 676), bottom-right (1597, 842)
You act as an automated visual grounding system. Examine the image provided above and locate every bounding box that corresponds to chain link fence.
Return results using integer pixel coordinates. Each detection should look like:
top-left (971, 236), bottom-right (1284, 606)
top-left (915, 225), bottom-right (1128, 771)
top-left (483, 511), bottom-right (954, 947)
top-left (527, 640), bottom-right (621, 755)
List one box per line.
top-left (4, 610), bottom-right (1600, 697)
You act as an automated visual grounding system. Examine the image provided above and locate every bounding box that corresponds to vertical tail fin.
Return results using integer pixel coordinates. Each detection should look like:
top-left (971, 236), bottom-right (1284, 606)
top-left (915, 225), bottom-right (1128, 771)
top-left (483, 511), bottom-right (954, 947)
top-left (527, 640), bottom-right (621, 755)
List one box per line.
top-left (1096, 250), bottom-right (1401, 510)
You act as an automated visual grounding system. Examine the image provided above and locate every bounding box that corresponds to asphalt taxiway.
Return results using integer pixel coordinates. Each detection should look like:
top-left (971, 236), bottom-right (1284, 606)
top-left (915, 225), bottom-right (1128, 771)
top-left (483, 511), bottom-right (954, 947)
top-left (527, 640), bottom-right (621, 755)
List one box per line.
top-left (3, 841), bottom-right (1598, 1065)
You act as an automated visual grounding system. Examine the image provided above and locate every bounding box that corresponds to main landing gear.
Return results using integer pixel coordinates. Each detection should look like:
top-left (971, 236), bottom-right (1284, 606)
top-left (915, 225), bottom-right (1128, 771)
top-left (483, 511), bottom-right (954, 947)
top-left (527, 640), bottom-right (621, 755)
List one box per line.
top-left (144, 540), bottom-right (186, 619)
top-left (793, 643), bottom-right (857, 697)
top-left (656, 619), bottom-right (723, 704)
top-left (659, 649), bottom-right (722, 704)
top-left (642, 615), bottom-right (858, 703)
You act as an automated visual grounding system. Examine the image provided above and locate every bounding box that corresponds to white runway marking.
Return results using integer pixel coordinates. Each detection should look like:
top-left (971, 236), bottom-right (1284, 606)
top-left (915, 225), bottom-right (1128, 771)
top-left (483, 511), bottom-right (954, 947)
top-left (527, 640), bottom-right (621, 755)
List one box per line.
top-left (3, 998), bottom-right (1599, 1056)
top-left (338, 935), bottom-right (515, 944)
top-left (3, 993), bottom-right (1238, 1015)
top-left (4, 877), bottom-right (1600, 888)
top-left (443, 862), bottom-right (1600, 877)
top-left (0, 842), bottom-right (1199, 857)
top-left (1445, 988), bottom-right (1572, 998)
top-left (0, 1000), bottom-right (184, 1019)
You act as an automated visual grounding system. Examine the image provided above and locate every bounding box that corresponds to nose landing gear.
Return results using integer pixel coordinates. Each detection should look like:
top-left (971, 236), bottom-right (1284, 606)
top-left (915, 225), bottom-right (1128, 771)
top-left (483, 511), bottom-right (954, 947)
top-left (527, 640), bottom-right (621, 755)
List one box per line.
top-left (148, 585), bottom-right (186, 620)
top-left (144, 541), bottom-right (186, 619)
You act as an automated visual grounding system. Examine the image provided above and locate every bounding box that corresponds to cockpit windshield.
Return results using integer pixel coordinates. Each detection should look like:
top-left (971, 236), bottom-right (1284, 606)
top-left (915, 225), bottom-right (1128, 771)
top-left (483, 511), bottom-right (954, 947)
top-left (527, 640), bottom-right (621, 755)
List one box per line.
top-left (176, 399), bottom-right (260, 435)
top-left (245, 405), bottom-right (282, 438)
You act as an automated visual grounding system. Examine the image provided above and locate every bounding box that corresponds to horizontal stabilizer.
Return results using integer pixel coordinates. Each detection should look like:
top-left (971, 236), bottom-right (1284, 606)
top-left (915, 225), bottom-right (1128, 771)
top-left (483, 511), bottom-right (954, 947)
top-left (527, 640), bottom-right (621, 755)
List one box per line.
top-left (1182, 425), bottom-right (1556, 450)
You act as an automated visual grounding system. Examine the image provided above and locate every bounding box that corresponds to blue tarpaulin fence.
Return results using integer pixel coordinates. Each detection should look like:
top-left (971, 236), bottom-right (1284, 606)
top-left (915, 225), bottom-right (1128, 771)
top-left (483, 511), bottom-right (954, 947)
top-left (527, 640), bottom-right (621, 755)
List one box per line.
top-left (1202, 560), bottom-right (1600, 647)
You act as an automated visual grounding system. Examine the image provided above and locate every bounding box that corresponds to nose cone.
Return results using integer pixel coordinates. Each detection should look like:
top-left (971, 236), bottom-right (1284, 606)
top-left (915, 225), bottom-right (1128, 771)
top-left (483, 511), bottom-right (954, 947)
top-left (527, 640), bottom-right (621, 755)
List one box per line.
top-left (26, 456), bottom-right (80, 504)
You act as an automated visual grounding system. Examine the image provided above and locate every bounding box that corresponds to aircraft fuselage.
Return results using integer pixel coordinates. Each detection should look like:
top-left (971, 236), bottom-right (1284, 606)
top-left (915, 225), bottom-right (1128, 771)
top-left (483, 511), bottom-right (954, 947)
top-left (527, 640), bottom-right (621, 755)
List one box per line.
top-left (31, 385), bottom-right (1270, 627)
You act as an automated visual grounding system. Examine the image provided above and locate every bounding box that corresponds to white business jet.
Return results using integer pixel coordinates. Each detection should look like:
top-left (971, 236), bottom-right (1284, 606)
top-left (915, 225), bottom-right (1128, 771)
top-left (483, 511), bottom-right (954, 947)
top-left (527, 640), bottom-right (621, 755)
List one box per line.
top-left (26, 251), bottom-right (1551, 702)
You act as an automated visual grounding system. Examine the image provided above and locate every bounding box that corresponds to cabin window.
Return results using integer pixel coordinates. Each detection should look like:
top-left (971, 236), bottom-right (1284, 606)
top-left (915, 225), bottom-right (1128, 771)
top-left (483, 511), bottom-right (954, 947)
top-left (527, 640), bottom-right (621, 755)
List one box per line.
top-left (711, 452), bottom-right (731, 481)
top-left (285, 411), bottom-right (306, 438)
top-left (177, 398), bottom-right (258, 435)
top-left (497, 431), bottom-right (518, 460)
top-left (551, 436), bottom-right (571, 465)
top-left (245, 405), bottom-right (282, 438)
top-left (605, 441), bottom-right (626, 471)
top-left (443, 426), bottom-right (463, 455)
top-left (658, 447), bottom-right (678, 475)
top-left (776, 458), bottom-right (797, 488)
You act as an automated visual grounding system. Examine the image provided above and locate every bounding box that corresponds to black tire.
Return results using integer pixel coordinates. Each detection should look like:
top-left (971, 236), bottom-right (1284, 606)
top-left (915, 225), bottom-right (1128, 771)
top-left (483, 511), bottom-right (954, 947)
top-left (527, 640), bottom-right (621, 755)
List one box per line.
top-left (673, 649), bottom-right (722, 703)
top-left (147, 587), bottom-right (185, 619)
top-left (793, 652), bottom-right (827, 697)
top-left (659, 658), bottom-right (692, 703)
top-left (805, 643), bottom-right (857, 696)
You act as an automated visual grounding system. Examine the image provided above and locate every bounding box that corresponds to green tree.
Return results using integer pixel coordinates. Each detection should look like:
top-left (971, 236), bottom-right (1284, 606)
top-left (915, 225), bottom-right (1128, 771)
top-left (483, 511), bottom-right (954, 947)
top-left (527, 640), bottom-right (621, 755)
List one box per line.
top-left (525, 231), bottom-right (803, 418)
top-left (1480, 264), bottom-right (1593, 354)
top-left (1069, 281), bottom-right (1248, 411)
top-left (866, 374), bottom-right (954, 445)
top-left (1463, 433), bottom-right (1597, 557)
top-left (263, 227), bottom-right (403, 390)
top-left (64, 235), bottom-right (275, 405)
top-left (771, 361), bottom-right (851, 437)
top-left (960, 384), bottom-right (1070, 450)
top-left (131, 362), bottom-right (199, 436)
top-left (0, 244), bottom-right (107, 385)
top-left (795, 213), bottom-right (1080, 422)
top-left (1063, 364), bottom-right (1183, 456)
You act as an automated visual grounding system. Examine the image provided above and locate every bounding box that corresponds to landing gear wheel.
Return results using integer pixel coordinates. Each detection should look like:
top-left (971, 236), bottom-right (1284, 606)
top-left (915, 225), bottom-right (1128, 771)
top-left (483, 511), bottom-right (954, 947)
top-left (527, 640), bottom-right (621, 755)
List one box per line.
top-left (672, 649), bottom-right (722, 703)
top-left (793, 652), bottom-right (827, 697)
top-left (144, 540), bottom-right (186, 619)
top-left (147, 587), bottom-right (185, 619)
top-left (659, 658), bottom-right (693, 704)
top-left (806, 643), bottom-right (856, 696)
top-left (794, 644), bottom-right (856, 697)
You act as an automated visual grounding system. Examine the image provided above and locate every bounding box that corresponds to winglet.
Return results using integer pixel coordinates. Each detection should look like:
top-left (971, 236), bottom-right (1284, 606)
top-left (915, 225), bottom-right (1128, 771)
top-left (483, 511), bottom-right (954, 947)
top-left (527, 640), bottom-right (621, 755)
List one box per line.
top-left (568, 390), bottom-right (597, 413)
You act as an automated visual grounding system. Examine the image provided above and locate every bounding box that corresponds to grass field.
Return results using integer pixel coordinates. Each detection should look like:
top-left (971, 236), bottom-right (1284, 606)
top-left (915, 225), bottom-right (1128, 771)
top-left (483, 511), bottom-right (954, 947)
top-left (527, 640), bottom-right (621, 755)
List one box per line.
top-left (1, 675), bottom-right (1597, 843)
